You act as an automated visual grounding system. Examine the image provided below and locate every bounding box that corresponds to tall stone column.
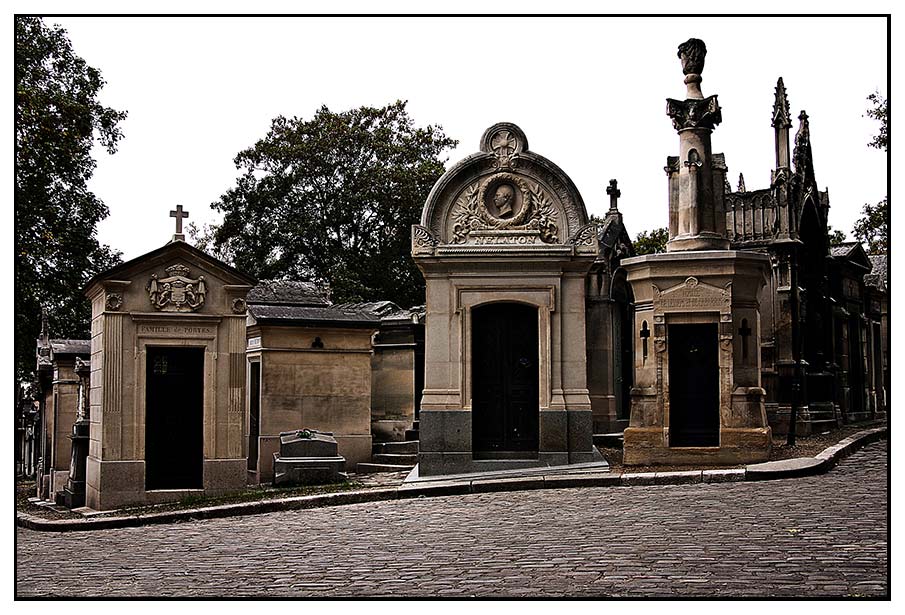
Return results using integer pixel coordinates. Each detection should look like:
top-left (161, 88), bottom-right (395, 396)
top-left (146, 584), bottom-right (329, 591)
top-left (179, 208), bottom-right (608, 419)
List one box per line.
top-left (665, 39), bottom-right (730, 252)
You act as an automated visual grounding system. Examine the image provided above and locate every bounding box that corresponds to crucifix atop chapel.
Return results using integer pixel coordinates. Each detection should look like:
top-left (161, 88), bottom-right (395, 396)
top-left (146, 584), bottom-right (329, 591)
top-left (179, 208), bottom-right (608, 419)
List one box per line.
top-left (606, 179), bottom-right (621, 213)
top-left (170, 204), bottom-right (189, 241)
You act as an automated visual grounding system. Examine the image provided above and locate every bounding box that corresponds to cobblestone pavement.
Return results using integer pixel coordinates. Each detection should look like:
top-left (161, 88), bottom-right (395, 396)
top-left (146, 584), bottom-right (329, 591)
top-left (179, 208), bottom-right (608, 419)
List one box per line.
top-left (16, 441), bottom-right (888, 598)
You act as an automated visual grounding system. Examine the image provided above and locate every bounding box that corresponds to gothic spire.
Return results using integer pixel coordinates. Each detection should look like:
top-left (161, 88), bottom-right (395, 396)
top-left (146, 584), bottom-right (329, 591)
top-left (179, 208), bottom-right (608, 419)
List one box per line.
top-left (772, 77), bottom-right (792, 129)
top-left (793, 110), bottom-right (813, 181)
top-left (737, 173), bottom-right (746, 193)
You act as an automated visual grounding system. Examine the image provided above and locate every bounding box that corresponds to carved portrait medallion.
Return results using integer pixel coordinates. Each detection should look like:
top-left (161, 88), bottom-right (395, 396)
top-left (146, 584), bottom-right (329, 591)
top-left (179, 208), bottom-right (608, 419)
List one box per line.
top-left (478, 173), bottom-right (529, 223)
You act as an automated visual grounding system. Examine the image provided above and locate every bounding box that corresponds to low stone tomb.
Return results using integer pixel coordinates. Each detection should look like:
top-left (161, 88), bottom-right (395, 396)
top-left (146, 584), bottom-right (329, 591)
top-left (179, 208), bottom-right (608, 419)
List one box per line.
top-left (272, 429), bottom-right (347, 486)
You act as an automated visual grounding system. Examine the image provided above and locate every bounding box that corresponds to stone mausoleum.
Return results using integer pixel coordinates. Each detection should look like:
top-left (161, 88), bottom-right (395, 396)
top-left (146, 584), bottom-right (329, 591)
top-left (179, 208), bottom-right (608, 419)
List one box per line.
top-left (410, 122), bottom-right (603, 476)
top-left (82, 216), bottom-right (256, 510)
top-left (621, 39), bottom-right (772, 464)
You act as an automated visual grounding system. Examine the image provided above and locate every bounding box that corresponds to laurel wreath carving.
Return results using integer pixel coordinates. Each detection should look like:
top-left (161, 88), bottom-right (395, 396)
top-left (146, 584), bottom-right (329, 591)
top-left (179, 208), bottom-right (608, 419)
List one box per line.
top-left (450, 177), bottom-right (559, 244)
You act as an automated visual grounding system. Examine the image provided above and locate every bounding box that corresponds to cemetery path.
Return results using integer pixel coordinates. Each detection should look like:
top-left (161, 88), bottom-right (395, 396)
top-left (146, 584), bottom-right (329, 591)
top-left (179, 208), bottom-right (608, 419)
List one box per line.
top-left (16, 441), bottom-right (887, 598)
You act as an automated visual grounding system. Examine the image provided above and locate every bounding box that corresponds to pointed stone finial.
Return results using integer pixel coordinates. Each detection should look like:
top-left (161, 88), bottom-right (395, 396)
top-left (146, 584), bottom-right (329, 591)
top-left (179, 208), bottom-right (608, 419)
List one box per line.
top-left (39, 307), bottom-right (49, 345)
top-left (793, 110), bottom-right (812, 176)
top-left (724, 175), bottom-right (733, 194)
top-left (737, 173), bottom-right (746, 193)
top-left (772, 77), bottom-right (792, 128)
top-left (606, 179), bottom-right (621, 213)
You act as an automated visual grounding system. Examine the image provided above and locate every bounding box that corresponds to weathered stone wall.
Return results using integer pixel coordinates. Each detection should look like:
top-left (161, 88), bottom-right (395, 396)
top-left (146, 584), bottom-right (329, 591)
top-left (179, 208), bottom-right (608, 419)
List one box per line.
top-left (248, 324), bottom-right (375, 480)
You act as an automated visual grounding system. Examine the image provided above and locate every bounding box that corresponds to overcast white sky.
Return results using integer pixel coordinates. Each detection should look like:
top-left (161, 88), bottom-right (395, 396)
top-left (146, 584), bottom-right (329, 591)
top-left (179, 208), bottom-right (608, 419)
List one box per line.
top-left (41, 13), bottom-right (888, 261)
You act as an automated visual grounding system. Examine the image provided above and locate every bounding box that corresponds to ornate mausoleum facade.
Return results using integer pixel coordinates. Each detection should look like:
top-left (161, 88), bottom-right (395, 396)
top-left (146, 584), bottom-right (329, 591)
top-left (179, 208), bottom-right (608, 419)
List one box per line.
top-left (411, 123), bottom-right (602, 476)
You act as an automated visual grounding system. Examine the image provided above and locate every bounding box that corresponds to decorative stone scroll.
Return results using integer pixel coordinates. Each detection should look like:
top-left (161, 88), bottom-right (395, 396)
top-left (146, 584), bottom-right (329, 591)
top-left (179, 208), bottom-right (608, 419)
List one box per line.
top-left (569, 223), bottom-right (600, 255)
top-left (411, 224), bottom-right (439, 256)
top-left (147, 264), bottom-right (206, 312)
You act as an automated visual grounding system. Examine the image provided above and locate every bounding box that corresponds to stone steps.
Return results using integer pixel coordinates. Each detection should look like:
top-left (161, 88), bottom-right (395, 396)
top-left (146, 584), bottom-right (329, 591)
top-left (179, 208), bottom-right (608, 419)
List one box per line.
top-left (372, 453), bottom-right (418, 465)
top-left (355, 463), bottom-right (414, 474)
top-left (372, 440), bottom-right (419, 454)
top-left (404, 419), bottom-right (420, 442)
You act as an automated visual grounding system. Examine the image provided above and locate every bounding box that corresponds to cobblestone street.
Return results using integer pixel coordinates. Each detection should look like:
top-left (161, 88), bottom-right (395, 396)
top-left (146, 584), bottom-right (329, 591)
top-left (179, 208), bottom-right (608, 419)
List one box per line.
top-left (16, 441), bottom-right (888, 598)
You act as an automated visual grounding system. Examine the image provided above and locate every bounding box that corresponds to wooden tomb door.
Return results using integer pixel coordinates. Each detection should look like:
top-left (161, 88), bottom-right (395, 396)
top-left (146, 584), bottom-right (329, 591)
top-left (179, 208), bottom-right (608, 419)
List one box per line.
top-left (472, 303), bottom-right (539, 457)
top-left (667, 323), bottom-right (719, 447)
top-left (145, 346), bottom-right (204, 489)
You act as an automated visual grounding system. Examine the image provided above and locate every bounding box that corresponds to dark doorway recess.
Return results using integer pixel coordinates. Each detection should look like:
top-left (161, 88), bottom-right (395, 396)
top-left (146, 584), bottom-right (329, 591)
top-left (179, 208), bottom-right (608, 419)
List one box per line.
top-left (668, 323), bottom-right (719, 447)
top-left (847, 317), bottom-right (864, 416)
top-left (247, 361), bottom-right (261, 471)
top-left (472, 302), bottom-right (539, 457)
top-left (145, 346), bottom-right (204, 489)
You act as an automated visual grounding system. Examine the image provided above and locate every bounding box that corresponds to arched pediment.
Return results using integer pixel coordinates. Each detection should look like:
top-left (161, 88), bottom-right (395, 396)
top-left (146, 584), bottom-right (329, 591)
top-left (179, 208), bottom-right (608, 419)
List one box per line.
top-left (413, 123), bottom-right (597, 257)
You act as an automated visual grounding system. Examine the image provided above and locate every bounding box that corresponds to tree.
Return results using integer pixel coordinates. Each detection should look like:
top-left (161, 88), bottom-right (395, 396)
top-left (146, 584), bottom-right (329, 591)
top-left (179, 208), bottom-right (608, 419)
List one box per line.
top-left (827, 225), bottom-right (847, 248)
top-left (16, 17), bottom-right (126, 379)
top-left (851, 91), bottom-right (888, 256)
top-left (866, 92), bottom-right (888, 152)
top-left (853, 198), bottom-right (888, 255)
top-left (633, 227), bottom-right (669, 255)
top-left (205, 101), bottom-right (457, 308)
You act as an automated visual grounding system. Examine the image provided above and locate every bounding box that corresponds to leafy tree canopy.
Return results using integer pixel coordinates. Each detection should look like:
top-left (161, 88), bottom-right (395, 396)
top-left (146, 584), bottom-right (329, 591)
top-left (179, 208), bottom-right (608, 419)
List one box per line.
top-left (866, 92), bottom-right (888, 152)
top-left (633, 227), bottom-right (669, 255)
top-left (850, 91), bottom-right (888, 257)
top-left (201, 101), bottom-right (457, 308)
top-left (853, 198), bottom-right (888, 256)
top-left (827, 225), bottom-right (847, 248)
top-left (16, 17), bottom-right (125, 379)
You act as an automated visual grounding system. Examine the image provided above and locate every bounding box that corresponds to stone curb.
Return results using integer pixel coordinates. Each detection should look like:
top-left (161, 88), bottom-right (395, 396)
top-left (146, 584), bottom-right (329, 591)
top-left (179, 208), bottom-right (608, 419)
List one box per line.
top-left (744, 426), bottom-right (887, 481)
top-left (18, 426), bottom-right (886, 532)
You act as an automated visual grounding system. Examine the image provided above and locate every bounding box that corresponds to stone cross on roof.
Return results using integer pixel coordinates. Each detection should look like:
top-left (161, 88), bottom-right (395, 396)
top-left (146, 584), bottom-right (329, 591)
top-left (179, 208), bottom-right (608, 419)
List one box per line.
top-left (606, 179), bottom-right (621, 213)
top-left (170, 204), bottom-right (189, 241)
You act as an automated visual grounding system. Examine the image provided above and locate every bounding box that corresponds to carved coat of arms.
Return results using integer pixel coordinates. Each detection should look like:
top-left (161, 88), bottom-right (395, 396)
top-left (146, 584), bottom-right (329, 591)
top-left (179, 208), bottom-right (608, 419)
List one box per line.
top-left (147, 264), bottom-right (206, 312)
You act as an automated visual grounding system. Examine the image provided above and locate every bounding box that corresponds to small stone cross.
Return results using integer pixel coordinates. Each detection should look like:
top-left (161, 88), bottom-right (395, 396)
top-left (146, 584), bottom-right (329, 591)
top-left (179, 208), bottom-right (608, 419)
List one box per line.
top-left (739, 319), bottom-right (752, 359)
top-left (170, 204), bottom-right (189, 236)
top-left (606, 179), bottom-right (621, 213)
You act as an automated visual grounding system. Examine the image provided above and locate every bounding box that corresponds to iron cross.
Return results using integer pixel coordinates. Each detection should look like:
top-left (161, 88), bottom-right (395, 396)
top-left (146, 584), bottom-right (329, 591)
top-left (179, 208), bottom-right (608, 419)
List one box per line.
top-left (170, 204), bottom-right (189, 234)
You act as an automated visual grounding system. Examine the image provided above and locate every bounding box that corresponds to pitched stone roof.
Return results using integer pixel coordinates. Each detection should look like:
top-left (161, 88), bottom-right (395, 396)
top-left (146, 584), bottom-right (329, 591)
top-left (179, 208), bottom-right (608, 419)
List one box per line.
top-left (830, 243), bottom-right (858, 258)
top-left (36, 339), bottom-right (91, 356)
top-left (864, 254), bottom-right (888, 291)
top-left (247, 304), bottom-right (380, 326)
top-left (247, 280), bottom-right (424, 327)
top-left (247, 280), bottom-right (330, 306)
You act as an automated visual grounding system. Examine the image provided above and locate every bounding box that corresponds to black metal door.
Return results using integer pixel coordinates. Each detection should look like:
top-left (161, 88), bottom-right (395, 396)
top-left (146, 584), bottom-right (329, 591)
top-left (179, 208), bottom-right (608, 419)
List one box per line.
top-left (668, 323), bottom-right (719, 447)
top-left (472, 303), bottom-right (539, 455)
top-left (146, 347), bottom-right (204, 489)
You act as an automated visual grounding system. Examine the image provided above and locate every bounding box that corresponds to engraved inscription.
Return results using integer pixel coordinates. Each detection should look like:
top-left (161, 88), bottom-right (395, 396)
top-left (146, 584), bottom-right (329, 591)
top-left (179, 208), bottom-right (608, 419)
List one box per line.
top-left (140, 325), bottom-right (213, 335)
top-left (471, 234), bottom-right (539, 245)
